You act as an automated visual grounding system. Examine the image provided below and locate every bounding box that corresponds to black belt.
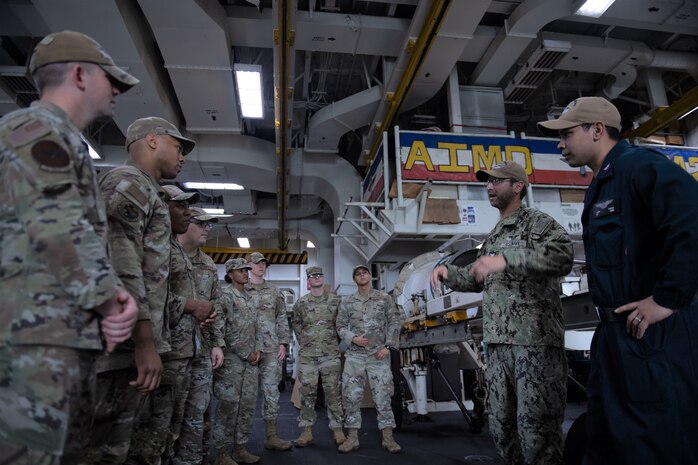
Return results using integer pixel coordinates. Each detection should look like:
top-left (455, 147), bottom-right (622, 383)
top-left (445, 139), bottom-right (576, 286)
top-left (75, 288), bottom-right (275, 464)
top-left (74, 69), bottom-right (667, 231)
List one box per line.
top-left (595, 306), bottom-right (627, 323)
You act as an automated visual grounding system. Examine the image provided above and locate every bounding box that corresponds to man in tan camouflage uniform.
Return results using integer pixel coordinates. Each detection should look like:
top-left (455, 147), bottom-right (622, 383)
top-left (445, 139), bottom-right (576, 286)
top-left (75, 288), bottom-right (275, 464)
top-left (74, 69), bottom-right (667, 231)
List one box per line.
top-left (173, 207), bottom-right (225, 465)
top-left (292, 266), bottom-right (346, 448)
top-left (244, 252), bottom-right (293, 452)
top-left (431, 161), bottom-right (573, 465)
top-left (127, 185), bottom-right (215, 465)
top-left (0, 31), bottom-right (140, 464)
top-left (86, 117), bottom-right (196, 464)
top-left (212, 258), bottom-right (262, 465)
top-left (336, 265), bottom-right (404, 454)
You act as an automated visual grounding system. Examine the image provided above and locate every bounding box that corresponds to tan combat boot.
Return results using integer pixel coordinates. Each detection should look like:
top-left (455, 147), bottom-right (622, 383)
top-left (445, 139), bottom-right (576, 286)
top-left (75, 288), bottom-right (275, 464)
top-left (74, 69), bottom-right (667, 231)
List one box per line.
top-left (231, 444), bottom-right (260, 464)
top-left (381, 427), bottom-right (402, 453)
top-left (263, 421), bottom-right (293, 451)
top-left (332, 427), bottom-right (346, 445)
top-left (337, 428), bottom-right (359, 453)
top-left (214, 449), bottom-right (239, 465)
top-left (294, 426), bottom-right (313, 447)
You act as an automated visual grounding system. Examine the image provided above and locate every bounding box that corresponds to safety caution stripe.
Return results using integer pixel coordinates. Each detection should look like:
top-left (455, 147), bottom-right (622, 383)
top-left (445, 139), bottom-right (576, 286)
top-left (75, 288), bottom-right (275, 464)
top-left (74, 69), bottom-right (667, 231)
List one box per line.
top-left (201, 247), bottom-right (308, 265)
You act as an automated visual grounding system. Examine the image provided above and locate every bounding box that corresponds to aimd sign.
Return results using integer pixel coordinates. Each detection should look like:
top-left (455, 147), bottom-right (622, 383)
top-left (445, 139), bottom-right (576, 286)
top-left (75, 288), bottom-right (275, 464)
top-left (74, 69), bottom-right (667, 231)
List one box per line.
top-left (398, 131), bottom-right (698, 185)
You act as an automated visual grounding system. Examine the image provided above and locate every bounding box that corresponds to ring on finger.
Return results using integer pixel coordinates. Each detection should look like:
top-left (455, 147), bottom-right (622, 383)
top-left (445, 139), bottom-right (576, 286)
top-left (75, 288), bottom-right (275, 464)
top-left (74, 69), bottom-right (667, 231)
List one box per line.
top-left (634, 316), bottom-right (642, 323)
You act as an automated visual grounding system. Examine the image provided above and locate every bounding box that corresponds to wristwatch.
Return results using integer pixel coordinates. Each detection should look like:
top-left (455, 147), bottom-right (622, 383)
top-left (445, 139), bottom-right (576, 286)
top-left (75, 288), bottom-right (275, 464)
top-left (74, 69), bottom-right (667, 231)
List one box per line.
top-left (385, 344), bottom-right (392, 350)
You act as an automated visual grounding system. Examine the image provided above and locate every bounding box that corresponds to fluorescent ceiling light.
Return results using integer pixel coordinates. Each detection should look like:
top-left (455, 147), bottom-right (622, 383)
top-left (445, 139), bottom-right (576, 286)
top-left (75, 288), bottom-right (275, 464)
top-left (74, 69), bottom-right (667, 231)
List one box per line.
top-left (182, 182), bottom-right (244, 190)
top-left (237, 237), bottom-right (250, 248)
top-left (81, 136), bottom-right (101, 159)
top-left (202, 208), bottom-right (224, 214)
top-left (306, 241), bottom-right (315, 248)
top-left (234, 64), bottom-right (264, 119)
top-left (574, 0), bottom-right (616, 17)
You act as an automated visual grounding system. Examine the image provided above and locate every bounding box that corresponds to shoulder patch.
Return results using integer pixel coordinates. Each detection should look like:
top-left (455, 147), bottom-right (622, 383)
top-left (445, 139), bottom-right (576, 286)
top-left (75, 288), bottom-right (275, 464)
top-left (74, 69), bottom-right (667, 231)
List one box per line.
top-left (31, 140), bottom-right (71, 170)
top-left (117, 202), bottom-right (141, 222)
top-left (7, 120), bottom-right (51, 149)
top-left (115, 179), bottom-right (150, 215)
top-left (530, 217), bottom-right (552, 240)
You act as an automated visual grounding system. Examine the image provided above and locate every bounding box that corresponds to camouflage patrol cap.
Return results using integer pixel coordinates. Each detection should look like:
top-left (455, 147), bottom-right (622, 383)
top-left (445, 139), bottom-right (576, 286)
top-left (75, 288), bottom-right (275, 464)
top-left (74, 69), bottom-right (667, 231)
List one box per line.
top-left (225, 258), bottom-right (251, 273)
top-left (306, 266), bottom-right (323, 276)
top-left (352, 265), bottom-right (370, 277)
top-left (475, 160), bottom-right (529, 187)
top-left (125, 117), bottom-right (196, 155)
top-left (246, 252), bottom-right (269, 264)
top-left (29, 31), bottom-right (139, 93)
top-left (189, 206), bottom-right (219, 223)
top-left (162, 185), bottom-right (200, 204)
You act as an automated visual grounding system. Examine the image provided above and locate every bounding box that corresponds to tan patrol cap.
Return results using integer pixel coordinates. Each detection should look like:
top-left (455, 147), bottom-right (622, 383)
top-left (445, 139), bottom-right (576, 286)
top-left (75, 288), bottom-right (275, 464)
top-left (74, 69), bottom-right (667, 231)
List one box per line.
top-left (352, 265), bottom-right (370, 277)
top-left (475, 160), bottom-right (529, 187)
top-left (246, 252), bottom-right (269, 264)
top-left (537, 96), bottom-right (621, 136)
top-left (306, 266), bottom-right (323, 276)
top-left (189, 206), bottom-right (219, 223)
top-left (125, 117), bottom-right (196, 155)
top-left (225, 258), bottom-right (251, 273)
top-left (162, 185), bottom-right (200, 204)
top-left (29, 31), bottom-right (139, 93)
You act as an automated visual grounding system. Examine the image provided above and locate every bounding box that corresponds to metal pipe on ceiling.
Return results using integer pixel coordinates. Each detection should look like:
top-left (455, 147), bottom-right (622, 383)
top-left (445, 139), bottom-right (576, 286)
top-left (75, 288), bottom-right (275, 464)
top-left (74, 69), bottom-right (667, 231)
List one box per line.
top-left (273, 0), bottom-right (296, 250)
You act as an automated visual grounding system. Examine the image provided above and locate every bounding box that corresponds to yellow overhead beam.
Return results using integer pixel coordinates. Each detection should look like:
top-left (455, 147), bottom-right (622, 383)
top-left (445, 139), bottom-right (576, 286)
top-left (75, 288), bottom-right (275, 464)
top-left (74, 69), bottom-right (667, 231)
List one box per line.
top-left (629, 85), bottom-right (698, 138)
top-left (365, 0), bottom-right (452, 168)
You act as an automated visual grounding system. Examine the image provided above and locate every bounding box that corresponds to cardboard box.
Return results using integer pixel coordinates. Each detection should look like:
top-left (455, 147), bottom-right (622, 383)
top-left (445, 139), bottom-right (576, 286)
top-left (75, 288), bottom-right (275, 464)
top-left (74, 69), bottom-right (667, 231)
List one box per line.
top-left (423, 198), bottom-right (461, 224)
top-left (665, 135), bottom-right (685, 146)
top-left (559, 189), bottom-right (586, 203)
top-left (388, 180), bottom-right (428, 199)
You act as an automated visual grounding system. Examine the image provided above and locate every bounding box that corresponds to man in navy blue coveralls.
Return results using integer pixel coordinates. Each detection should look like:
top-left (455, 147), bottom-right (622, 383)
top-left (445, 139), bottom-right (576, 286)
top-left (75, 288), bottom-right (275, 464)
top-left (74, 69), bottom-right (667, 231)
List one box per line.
top-left (538, 97), bottom-right (698, 465)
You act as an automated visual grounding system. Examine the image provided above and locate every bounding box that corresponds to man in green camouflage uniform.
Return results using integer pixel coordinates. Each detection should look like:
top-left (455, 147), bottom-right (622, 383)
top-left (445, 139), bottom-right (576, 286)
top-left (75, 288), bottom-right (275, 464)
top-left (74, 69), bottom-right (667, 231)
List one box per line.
top-left (292, 266), bottom-right (346, 448)
top-left (336, 265), bottom-right (404, 454)
top-left (245, 252), bottom-right (293, 451)
top-left (173, 207), bottom-right (225, 465)
top-left (127, 185), bottom-right (214, 465)
top-left (86, 117), bottom-right (196, 465)
top-left (0, 31), bottom-right (140, 464)
top-left (432, 161), bottom-right (573, 465)
top-left (212, 258), bottom-right (263, 465)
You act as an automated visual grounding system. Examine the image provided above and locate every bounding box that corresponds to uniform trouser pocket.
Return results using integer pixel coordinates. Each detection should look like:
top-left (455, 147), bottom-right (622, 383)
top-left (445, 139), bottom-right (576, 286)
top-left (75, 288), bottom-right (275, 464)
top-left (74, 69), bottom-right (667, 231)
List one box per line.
top-left (616, 319), bottom-right (670, 403)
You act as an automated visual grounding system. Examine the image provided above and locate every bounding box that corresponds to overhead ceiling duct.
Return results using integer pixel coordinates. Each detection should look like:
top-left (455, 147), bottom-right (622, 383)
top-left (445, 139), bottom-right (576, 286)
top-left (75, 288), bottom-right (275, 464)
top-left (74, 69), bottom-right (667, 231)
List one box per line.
top-left (504, 39), bottom-right (571, 104)
top-left (306, 0), bottom-right (492, 156)
top-left (222, 190), bottom-right (257, 215)
top-left (543, 31), bottom-right (698, 103)
top-left (601, 62), bottom-right (638, 100)
top-left (137, 0), bottom-right (241, 134)
top-left (0, 66), bottom-right (37, 108)
top-left (471, 0), bottom-right (572, 87)
top-left (305, 85), bottom-right (383, 152)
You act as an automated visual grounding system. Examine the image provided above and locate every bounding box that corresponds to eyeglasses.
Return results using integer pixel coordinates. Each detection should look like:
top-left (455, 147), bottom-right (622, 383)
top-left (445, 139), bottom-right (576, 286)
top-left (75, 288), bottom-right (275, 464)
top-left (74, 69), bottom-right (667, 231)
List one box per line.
top-left (191, 220), bottom-right (213, 230)
top-left (308, 273), bottom-right (324, 279)
top-left (484, 177), bottom-right (512, 186)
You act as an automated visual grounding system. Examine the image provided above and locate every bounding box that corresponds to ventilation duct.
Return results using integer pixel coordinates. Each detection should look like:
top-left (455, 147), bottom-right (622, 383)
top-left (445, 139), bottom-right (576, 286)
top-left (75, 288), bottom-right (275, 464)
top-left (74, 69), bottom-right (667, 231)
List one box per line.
top-left (0, 67), bottom-right (37, 108)
top-left (504, 39), bottom-right (571, 104)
